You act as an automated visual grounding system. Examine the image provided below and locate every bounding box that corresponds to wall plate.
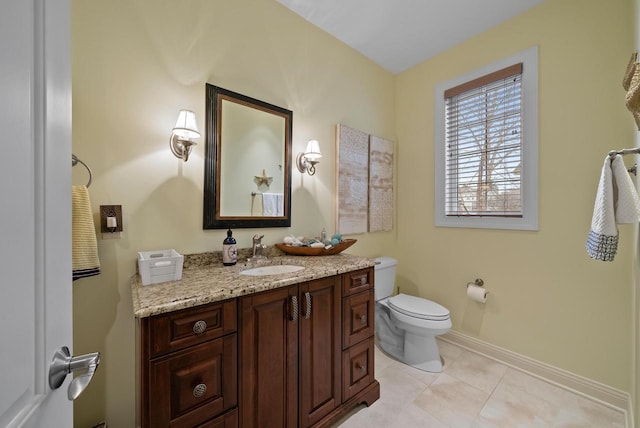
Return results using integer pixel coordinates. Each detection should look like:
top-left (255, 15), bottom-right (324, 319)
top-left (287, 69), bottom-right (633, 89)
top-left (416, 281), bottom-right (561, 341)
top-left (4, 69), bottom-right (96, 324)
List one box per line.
top-left (99, 205), bottom-right (123, 233)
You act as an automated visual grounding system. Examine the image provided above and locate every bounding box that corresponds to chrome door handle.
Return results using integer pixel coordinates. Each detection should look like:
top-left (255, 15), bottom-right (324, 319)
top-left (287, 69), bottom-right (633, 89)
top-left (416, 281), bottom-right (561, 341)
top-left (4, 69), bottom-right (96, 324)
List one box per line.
top-left (49, 346), bottom-right (100, 400)
top-left (304, 292), bottom-right (312, 319)
top-left (290, 296), bottom-right (299, 322)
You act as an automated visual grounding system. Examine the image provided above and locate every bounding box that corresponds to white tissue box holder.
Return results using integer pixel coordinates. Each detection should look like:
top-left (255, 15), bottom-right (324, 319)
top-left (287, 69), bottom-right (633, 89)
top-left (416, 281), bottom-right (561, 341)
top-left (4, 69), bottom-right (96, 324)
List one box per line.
top-left (137, 249), bottom-right (183, 285)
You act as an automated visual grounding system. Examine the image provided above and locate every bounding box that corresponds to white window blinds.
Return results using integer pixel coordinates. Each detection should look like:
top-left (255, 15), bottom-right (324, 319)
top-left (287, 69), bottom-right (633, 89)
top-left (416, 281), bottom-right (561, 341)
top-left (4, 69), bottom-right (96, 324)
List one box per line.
top-left (444, 63), bottom-right (523, 217)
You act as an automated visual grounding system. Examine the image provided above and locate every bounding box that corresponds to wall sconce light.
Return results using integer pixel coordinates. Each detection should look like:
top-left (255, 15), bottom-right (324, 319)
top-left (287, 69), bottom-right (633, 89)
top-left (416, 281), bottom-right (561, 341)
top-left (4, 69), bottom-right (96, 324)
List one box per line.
top-left (296, 139), bottom-right (322, 176)
top-left (170, 109), bottom-right (200, 162)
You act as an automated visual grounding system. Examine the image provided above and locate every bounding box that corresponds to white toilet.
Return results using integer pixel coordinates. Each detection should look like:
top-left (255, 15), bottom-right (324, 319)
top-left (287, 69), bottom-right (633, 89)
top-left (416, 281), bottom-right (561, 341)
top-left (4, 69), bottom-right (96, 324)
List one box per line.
top-left (374, 257), bottom-right (451, 372)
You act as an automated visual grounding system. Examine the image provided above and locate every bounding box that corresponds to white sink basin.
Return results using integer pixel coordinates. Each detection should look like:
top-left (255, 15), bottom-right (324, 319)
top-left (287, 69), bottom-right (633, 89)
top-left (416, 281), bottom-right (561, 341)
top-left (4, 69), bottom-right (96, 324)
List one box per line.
top-left (239, 264), bottom-right (305, 276)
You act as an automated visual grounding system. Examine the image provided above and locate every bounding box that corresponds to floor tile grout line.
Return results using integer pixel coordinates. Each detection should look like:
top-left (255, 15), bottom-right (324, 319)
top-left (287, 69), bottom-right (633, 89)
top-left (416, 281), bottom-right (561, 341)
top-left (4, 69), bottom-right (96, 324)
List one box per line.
top-left (344, 343), bottom-right (627, 428)
top-left (438, 335), bottom-right (629, 415)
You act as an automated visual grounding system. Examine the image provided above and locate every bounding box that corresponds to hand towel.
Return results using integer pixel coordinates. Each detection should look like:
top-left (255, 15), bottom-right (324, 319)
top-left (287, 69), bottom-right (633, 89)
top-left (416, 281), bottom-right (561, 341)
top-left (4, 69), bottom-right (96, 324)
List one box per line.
top-left (262, 193), bottom-right (284, 217)
top-left (262, 193), bottom-right (277, 216)
top-left (586, 155), bottom-right (640, 261)
top-left (72, 185), bottom-right (101, 280)
top-left (275, 193), bottom-right (284, 217)
top-left (611, 155), bottom-right (640, 223)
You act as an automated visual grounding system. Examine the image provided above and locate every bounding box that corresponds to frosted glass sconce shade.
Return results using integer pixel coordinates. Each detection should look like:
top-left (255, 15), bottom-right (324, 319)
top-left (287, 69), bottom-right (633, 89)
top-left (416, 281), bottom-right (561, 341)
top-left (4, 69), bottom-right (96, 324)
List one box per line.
top-left (296, 139), bottom-right (322, 176)
top-left (170, 109), bottom-right (200, 161)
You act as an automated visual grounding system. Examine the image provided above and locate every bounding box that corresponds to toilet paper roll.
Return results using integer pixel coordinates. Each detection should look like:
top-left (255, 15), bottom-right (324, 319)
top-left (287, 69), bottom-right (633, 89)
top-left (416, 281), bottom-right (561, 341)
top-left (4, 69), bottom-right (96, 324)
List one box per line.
top-left (467, 284), bottom-right (488, 303)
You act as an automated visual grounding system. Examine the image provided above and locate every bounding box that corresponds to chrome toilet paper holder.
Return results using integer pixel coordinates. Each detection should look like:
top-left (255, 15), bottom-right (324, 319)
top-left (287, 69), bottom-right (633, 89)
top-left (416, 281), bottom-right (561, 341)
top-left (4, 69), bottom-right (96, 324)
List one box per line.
top-left (467, 278), bottom-right (484, 287)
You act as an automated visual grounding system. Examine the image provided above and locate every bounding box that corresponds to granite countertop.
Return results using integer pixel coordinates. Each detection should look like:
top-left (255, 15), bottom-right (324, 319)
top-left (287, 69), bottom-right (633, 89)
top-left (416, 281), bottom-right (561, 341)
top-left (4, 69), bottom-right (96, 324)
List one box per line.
top-left (131, 253), bottom-right (375, 318)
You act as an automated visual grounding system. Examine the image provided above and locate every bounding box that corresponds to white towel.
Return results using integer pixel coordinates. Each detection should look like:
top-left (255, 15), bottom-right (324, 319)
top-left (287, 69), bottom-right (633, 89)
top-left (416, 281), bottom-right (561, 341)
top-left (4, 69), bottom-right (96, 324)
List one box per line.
top-left (262, 193), bottom-right (284, 216)
top-left (275, 193), bottom-right (284, 216)
top-left (586, 155), bottom-right (640, 261)
top-left (262, 193), bottom-right (276, 216)
top-left (612, 156), bottom-right (640, 223)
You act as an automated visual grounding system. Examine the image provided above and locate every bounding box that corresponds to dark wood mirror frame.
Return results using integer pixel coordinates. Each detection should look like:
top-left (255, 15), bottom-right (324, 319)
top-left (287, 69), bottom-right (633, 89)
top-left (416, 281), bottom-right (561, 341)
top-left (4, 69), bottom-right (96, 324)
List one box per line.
top-left (203, 84), bottom-right (292, 229)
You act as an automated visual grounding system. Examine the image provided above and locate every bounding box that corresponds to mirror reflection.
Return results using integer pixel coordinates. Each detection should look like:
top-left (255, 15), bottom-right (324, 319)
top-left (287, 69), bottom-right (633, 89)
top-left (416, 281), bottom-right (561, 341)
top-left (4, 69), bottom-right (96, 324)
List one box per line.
top-left (203, 85), bottom-right (292, 229)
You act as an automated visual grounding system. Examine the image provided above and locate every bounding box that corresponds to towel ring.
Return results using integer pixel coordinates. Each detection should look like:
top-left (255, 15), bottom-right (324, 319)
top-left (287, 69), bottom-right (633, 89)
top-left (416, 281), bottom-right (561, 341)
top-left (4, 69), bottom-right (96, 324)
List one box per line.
top-left (72, 154), bottom-right (93, 188)
top-left (607, 149), bottom-right (638, 176)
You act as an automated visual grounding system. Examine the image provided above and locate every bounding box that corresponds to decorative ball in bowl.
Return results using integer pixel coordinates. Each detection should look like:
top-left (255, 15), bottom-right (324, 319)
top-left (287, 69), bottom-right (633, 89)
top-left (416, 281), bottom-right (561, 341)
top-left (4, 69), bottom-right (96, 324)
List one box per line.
top-left (275, 239), bottom-right (357, 256)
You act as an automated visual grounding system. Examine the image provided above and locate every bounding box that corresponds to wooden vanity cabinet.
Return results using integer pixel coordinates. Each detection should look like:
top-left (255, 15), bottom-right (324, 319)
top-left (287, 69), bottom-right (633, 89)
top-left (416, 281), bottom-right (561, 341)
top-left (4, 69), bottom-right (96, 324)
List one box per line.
top-left (138, 267), bottom-right (379, 428)
top-left (139, 300), bottom-right (238, 428)
top-left (239, 275), bottom-right (342, 428)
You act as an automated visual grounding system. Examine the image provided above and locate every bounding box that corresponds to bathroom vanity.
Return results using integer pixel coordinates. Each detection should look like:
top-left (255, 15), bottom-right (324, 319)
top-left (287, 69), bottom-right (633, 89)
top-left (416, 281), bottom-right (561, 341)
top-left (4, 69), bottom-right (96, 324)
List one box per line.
top-left (133, 253), bottom-right (379, 428)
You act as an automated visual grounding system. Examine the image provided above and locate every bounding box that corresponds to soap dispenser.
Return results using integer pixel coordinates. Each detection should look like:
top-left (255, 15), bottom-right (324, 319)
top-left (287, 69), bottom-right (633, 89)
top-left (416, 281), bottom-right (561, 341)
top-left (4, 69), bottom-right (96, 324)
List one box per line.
top-left (223, 229), bottom-right (237, 266)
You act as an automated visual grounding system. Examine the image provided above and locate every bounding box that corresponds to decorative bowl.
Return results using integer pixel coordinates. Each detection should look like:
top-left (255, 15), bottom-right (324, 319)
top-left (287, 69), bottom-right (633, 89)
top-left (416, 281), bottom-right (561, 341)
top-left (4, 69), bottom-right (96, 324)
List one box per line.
top-left (275, 239), bottom-right (357, 256)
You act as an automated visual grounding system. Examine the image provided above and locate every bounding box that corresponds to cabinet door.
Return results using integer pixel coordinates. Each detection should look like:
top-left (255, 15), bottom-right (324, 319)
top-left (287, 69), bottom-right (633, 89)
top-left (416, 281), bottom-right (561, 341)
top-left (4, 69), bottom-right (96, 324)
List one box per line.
top-left (299, 276), bottom-right (342, 428)
top-left (240, 286), bottom-right (299, 428)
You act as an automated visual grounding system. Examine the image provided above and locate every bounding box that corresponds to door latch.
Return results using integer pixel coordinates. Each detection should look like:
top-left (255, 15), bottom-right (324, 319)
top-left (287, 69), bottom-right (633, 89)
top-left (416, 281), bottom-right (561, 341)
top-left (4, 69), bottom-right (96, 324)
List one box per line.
top-left (49, 346), bottom-right (100, 400)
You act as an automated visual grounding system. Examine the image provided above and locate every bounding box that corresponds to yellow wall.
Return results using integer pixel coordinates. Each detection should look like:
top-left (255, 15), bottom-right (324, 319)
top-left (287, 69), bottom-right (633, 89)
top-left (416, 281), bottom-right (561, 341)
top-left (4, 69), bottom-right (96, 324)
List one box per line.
top-left (396, 0), bottom-right (635, 391)
top-left (72, 0), bottom-right (638, 425)
top-left (71, 1), bottom-right (395, 426)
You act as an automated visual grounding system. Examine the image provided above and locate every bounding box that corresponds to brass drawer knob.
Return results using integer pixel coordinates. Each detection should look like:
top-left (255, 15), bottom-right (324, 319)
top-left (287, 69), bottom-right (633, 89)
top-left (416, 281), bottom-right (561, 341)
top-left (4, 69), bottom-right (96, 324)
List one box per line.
top-left (192, 320), bottom-right (207, 334)
top-left (193, 383), bottom-right (207, 398)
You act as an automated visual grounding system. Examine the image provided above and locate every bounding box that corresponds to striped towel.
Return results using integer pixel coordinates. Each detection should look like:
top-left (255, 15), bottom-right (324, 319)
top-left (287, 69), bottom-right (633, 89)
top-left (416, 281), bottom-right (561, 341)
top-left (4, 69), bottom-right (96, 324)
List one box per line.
top-left (586, 155), bottom-right (640, 261)
top-left (72, 185), bottom-right (100, 280)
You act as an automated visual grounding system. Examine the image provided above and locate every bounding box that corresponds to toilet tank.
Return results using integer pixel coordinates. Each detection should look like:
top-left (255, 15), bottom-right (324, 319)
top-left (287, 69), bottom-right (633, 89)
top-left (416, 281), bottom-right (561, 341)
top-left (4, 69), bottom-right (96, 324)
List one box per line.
top-left (374, 257), bottom-right (397, 301)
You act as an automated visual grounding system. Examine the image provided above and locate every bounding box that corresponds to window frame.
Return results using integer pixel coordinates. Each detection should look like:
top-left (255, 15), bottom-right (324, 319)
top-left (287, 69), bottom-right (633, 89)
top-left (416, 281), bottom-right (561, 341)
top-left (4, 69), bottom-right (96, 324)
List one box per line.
top-left (434, 46), bottom-right (539, 230)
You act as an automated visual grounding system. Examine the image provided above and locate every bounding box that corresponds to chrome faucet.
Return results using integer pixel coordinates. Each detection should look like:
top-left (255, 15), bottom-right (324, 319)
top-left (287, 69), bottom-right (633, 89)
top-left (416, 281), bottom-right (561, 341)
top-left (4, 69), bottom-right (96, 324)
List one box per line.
top-left (250, 234), bottom-right (267, 260)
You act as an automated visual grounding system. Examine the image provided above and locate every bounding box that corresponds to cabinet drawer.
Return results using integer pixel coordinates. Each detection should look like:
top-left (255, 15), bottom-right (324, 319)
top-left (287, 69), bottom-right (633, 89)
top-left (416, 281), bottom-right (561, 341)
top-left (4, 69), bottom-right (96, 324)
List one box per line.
top-left (148, 300), bottom-right (237, 357)
top-left (342, 290), bottom-right (374, 349)
top-left (342, 337), bottom-right (375, 401)
top-left (149, 334), bottom-right (237, 428)
top-left (195, 408), bottom-right (238, 428)
top-left (342, 268), bottom-right (373, 296)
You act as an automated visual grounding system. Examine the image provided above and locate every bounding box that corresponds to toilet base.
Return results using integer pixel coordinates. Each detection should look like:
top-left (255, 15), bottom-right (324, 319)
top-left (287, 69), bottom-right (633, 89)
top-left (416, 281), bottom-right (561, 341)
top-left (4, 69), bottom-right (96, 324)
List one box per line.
top-left (379, 331), bottom-right (445, 372)
top-left (405, 331), bottom-right (444, 372)
top-left (375, 300), bottom-right (449, 373)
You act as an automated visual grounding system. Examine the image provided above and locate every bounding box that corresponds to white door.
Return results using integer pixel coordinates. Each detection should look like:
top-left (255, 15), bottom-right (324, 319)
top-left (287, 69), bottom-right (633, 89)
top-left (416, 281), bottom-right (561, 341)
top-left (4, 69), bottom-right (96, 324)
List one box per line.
top-left (0, 0), bottom-right (75, 426)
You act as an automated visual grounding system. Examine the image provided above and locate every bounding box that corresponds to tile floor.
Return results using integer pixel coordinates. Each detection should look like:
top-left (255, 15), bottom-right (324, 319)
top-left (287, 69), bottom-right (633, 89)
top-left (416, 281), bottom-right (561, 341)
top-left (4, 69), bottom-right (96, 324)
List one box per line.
top-left (335, 339), bottom-right (626, 428)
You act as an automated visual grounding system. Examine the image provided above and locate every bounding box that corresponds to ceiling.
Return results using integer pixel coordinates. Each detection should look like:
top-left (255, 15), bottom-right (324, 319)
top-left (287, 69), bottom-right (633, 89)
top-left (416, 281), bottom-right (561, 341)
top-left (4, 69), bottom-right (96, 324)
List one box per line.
top-left (276, 0), bottom-right (546, 74)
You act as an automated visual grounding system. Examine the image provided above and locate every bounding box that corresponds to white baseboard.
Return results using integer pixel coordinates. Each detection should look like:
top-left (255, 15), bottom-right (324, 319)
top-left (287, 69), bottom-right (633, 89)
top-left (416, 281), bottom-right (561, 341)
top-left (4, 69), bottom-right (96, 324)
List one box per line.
top-left (440, 330), bottom-right (633, 428)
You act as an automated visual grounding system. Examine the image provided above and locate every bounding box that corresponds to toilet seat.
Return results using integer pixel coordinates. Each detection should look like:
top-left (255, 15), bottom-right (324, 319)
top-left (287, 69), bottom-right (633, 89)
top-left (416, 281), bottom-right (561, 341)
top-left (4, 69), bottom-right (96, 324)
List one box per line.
top-left (388, 294), bottom-right (450, 321)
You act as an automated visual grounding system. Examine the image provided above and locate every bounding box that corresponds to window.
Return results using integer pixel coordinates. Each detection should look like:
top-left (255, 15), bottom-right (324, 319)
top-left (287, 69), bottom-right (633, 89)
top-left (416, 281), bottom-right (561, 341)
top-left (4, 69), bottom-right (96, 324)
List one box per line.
top-left (434, 47), bottom-right (538, 230)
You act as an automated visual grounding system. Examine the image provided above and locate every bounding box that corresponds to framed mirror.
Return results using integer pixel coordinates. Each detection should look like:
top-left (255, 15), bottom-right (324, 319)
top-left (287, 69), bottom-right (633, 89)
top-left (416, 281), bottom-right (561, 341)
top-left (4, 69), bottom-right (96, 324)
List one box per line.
top-left (204, 84), bottom-right (292, 229)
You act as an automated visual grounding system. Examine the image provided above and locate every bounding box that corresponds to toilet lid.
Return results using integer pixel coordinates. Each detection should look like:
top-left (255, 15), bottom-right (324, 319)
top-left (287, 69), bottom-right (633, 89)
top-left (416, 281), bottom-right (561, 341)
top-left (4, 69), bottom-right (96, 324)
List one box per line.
top-left (388, 294), bottom-right (450, 321)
